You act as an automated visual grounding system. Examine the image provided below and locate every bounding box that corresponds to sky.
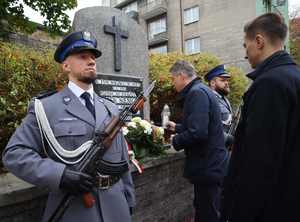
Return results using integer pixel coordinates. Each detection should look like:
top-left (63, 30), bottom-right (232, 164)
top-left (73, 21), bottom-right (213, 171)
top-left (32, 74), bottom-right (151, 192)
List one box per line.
top-left (23, 0), bottom-right (104, 24)
top-left (24, 0), bottom-right (300, 24)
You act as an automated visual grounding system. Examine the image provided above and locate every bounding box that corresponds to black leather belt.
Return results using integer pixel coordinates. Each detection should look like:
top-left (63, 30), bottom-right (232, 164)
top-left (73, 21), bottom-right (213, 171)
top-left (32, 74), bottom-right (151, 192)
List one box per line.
top-left (95, 173), bottom-right (120, 190)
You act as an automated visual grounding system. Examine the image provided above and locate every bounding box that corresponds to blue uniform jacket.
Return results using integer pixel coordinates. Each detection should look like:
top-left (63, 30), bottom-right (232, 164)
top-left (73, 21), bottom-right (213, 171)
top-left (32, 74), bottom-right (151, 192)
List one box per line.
top-left (173, 78), bottom-right (228, 184)
top-left (3, 86), bottom-right (135, 222)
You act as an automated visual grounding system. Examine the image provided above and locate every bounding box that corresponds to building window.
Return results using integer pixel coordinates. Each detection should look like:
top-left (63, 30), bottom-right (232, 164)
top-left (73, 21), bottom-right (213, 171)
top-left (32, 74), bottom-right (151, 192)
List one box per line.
top-left (150, 45), bottom-right (168, 54)
top-left (184, 6), bottom-right (199, 25)
top-left (185, 37), bottom-right (200, 54)
top-left (147, 0), bottom-right (158, 7)
top-left (122, 1), bottom-right (138, 13)
top-left (148, 17), bottom-right (166, 39)
top-left (147, 0), bottom-right (156, 4)
top-left (277, 0), bottom-right (286, 6)
top-left (116, 0), bottom-right (126, 4)
top-left (100, 0), bottom-right (110, 6)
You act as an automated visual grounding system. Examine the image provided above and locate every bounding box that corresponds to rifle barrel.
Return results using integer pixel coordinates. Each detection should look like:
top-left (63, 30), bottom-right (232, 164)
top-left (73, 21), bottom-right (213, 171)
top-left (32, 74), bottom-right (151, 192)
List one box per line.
top-left (46, 82), bottom-right (155, 221)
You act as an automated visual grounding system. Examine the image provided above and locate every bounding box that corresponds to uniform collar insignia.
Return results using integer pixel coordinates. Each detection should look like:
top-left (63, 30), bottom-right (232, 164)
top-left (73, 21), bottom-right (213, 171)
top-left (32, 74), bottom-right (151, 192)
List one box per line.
top-left (63, 96), bottom-right (71, 104)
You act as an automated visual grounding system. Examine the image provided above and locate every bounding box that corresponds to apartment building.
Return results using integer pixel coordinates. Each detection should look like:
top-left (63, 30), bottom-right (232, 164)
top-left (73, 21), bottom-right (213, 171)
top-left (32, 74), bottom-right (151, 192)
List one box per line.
top-left (110, 0), bottom-right (289, 71)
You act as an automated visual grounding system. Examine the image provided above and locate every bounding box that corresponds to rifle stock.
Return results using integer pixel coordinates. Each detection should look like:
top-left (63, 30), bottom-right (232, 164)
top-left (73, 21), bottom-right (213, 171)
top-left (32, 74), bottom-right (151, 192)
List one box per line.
top-left (46, 82), bottom-right (155, 222)
top-left (228, 103), bottom-right (242, 136)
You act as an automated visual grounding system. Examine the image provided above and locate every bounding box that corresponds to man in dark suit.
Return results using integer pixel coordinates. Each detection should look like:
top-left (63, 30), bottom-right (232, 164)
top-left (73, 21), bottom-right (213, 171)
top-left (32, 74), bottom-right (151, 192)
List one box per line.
top-left (222, 13), bottom-right (300, 222)
top-left (3, 31), bottom-right (135, 222)
top-left (167, 60), bottom-right (228, 222)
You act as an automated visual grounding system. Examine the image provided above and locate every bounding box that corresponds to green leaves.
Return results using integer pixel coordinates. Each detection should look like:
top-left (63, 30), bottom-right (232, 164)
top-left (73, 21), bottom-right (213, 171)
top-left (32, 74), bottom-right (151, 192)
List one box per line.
top-left (290, 39), bottom-right (300, 65)
top-left (0, 42), bottom-right (67, 167)
top-left (0, 0), bottom-right (77, 35)
top-left (290, 18), bottom-right (300, 65)
top-left (226, 66), bottom-right (249, 110)
top-left (123, 118), bottom-right (166, 161)
top-left (149, 52), bottom-right (248, 124)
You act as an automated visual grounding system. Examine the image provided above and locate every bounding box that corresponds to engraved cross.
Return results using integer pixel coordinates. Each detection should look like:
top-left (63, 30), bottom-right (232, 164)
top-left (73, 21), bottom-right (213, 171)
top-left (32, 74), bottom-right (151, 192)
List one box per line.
top-left (104, 16), bottom-right (129, 71)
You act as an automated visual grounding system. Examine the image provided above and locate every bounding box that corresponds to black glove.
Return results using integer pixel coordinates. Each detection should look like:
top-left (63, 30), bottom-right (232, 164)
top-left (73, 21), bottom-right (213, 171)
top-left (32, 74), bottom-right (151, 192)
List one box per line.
top-left (59, 167), bottom-right (94, 195)
top-left (129, 207), bottom-right (133, 215)
top-left (224, 132), bottom-right (234, 148)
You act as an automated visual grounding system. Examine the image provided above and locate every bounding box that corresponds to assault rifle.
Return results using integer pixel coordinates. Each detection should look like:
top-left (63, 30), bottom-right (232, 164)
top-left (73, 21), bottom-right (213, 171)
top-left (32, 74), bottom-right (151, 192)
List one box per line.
top-left (224, 102), bottom-right (242, 150)
top-left (228, 103), bottom-right (242, 136)
top-left (46, 81), bottom-right (156, 222)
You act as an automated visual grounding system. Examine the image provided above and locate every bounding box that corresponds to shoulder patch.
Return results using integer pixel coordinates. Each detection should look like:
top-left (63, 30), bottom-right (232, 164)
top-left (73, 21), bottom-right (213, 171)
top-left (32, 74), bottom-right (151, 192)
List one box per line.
top-left (34, 90), bottom-right (57, 100)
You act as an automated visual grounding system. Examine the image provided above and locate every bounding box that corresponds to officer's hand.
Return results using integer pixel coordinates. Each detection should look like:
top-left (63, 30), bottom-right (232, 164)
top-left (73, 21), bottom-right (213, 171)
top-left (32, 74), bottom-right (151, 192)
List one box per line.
top-left (225, 133), bottom-right (234, 149)
top-left (129, 207), bottom-right (133, 215)
top-left (59, 168), bottom-right (94, 195)
top-left (166, 121), bottom-right (176, 132)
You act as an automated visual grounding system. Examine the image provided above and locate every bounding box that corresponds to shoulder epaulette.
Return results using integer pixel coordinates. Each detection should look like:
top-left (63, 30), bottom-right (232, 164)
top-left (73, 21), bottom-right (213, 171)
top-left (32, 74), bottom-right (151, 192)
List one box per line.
top-left (34, 90), bottom-right (57, 100)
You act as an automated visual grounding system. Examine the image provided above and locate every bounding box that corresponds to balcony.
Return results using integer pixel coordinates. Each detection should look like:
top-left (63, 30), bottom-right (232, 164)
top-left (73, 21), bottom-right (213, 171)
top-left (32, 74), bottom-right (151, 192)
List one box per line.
top-left (111, 0), bottom-right (136, 8)
top-left (140, 0), bottom-right (167, 20)
top-left (148, 31), bottom-right (168, 46)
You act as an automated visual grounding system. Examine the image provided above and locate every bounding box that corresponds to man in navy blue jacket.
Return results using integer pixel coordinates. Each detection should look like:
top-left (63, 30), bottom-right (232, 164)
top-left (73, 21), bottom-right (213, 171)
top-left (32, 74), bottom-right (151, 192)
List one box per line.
top-left (167, 60), bottom-right (228, 222)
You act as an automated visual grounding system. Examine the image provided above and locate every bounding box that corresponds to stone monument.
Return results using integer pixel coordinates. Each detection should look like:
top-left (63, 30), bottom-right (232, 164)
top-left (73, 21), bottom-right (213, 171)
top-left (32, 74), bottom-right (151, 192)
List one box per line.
top-left (0, 8), bottom-right (194, 222)
top-left (73, 7), bottom-right (150, 119)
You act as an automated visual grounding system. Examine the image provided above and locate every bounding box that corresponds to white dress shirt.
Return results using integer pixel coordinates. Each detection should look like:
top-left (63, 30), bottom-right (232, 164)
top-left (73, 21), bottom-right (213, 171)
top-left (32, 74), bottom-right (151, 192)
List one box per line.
top-left (68, 81), bottom-right (94, 105)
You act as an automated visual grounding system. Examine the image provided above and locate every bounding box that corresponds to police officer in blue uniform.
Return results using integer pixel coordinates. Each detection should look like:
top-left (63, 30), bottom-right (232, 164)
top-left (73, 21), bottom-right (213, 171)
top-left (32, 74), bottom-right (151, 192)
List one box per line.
top-left (205, 65), bottom-right (234, 148)
top-left (167, 60), bottom-right (228, 222)
top-left (3, 31), bottom-right (135, 222)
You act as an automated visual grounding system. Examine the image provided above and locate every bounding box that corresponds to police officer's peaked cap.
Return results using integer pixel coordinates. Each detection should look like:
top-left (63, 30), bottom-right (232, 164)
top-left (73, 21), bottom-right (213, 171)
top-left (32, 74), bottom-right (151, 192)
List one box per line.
top-left (54, 31), bottom-right (102, 63)
top-left (204, 64), bottom-right (231, 82)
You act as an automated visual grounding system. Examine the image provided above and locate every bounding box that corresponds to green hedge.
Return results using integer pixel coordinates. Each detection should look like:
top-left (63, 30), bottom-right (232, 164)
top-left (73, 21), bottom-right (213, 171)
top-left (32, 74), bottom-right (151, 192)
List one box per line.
top-left (0, 42), bottom-right (67, 168)
top-left (291, 38), bottom-right (300, 65)
top-left (0, 42), bottom-right (248, 169)
top-left (149, 52), bottom-right (248, 124)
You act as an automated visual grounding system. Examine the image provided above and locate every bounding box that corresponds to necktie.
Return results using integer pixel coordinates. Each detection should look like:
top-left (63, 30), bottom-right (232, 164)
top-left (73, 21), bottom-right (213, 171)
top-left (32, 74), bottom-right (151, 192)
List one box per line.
top-left (81, 92), bottom-right (95, 119)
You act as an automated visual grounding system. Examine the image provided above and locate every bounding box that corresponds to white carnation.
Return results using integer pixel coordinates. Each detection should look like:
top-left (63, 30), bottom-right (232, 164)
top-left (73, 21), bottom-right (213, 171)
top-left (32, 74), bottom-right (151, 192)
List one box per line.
top-left (140, 120), bottom-right (152, 130)
top-left (144, 128), bottom-right (152, 135)
top-left (131, 117), bottom-right (142, 123)
top-left (158, 127), bottom-right (164, 136)
top-left (127, 121), bottom-right (137, 128)
top-left (122, 127), bottom-right (129, 135)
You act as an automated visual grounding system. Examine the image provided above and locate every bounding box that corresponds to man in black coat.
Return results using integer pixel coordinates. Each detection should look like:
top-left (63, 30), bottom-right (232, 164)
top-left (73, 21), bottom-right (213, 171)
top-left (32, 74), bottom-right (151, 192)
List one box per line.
top-left (222, 13), bottom-right (300, 222)
top-left (167, 60), bottom-right (228, 222)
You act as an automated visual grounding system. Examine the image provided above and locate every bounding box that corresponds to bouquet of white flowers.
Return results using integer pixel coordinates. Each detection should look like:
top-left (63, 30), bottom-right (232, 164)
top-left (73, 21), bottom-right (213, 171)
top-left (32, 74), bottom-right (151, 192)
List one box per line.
top-left (122, 117), bottom-right (166, 160)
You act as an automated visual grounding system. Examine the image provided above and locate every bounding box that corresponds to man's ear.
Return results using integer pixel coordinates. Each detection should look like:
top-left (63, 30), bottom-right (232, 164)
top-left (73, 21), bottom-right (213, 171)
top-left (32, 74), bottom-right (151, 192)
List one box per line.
top-left (61, 61), bottom-right (71, 73)
top-left (210, 79), bottom-right (216, 88)
top-left (255, 34), bottom-right (265, 50)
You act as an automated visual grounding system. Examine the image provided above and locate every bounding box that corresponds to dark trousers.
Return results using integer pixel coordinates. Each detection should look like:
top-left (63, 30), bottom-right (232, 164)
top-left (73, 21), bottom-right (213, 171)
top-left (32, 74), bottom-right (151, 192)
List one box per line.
top-left (193, 183), bottom-right (221, 222)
